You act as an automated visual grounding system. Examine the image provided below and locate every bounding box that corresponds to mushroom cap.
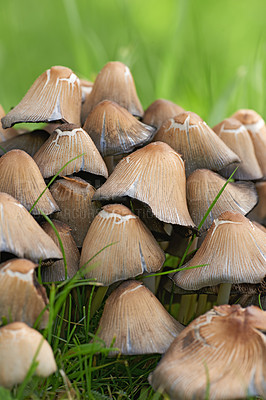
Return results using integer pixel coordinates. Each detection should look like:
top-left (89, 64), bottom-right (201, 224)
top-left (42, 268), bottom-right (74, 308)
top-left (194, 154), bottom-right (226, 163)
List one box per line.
top-left (213, 117), bottom-right (263, 180)
top-left (153, 111), bottom-right (240, 176)
top-left (80, 204), bottom-right (165, 285)
top-left (81, 61), bottom-right (143, 123)
top-left (0, 322), bottom-right (56, 388)
top-left (50, 176), bottom-right (100, 247)
top-left (172, 211), bottom-right (266, 289)
top-left (186, 169), bottom-right (258, 231)
top-left (232, 109), bottom-right (266, 177)
top-left (95, 280), bottom-right (184, 355)
top-left (0, 129), bottom-right (49, 157)
top-left (0, 105), bottom-right (17, 141)
top-left (247, 181), bottom-right (266, 225)
top-left (83, 100), bottom-right (155, 157)
top-left (149, 305), bottom-right (266, 399)
top-left (0, 259), bottom-right (49, 328)
top-left (0, 192), bottom-right (62, 262)
top-left (33, 123), bottom-right (108, 179)
top-left (93, 141), bottom-right (196, 228)
top-left (1, 66), bottom-right (82, 128)
top-left (142, 99), bottom-right (185, 130)
top-left (0, 149), bottom-right (59, 215)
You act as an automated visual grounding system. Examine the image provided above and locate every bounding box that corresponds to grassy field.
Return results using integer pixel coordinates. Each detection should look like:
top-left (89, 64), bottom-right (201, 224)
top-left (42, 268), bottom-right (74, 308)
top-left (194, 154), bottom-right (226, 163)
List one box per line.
top-left (0, 0), bottom-right (265, 398)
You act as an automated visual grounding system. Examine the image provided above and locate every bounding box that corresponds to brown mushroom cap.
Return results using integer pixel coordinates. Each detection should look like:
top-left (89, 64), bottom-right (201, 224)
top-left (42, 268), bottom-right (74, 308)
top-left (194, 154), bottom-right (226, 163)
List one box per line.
top-left (0, 259), bottom-right (49, 328)
top-left (0, 322), bottom-right (56, 388)
top-left (0, 105), bottom-right (17, 141)
top-left (93, 141), bottom-right (196, 228)
top-left (247, 181), bottom-right (266, 225)
top-left (142, 99), bottom-right (185, 130)
top-left (153, 111), bottom-right (240, 176)
top-left (149, 305), bottom-right (266, 399)
top-left (0, 129), bottom-right (49, 157)
top-left (172, 211), bottom-right (266, 290)
top-left (213, 117), bottom-right (263, 180)
top-left (80, 204), bottom-right (165, 285)
top-left (1, 66), bottom-right (82, 128)
top-left (81, 61), bottom-right (143, 123)
top-left (33, 123), bottom-right (108, 179)
top-left (0, 192), bottom-right (62, 262)
top-left (95, 280), bottom-right (184, 355)
top-left (0, 149), bottom-right (59, 215)
top-left (83, 100), bottom-right (155, 157)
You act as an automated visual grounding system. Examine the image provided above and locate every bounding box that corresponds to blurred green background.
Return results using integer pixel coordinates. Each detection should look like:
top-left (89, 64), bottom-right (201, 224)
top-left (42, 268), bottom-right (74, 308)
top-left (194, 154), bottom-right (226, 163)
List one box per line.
top-left (0, 0), bottom-right (265, 125)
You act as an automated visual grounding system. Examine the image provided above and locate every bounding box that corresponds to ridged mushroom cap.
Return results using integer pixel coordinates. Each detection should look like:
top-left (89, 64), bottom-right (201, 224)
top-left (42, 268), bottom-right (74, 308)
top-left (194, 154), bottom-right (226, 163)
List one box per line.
top-left (149, 304), bottom-right (266, 399)
top-left (0, 259), bottom-right (49, 328)
top-left (80, 204), bottom-right (165, 285)
top-left (81, 61), bottom-right (143, 123)
top-left (213, 117), bottom-right (263, 180)
top-left (247, 181), bottom-right (266, 225)
top-left (0, 105), bottom-right (17, 141)
top-left (142, 99), bottom-right (184, 130)
top-left (153, 111), bottom-right (240, 176)
top-left (0, 322), bottom-right (56, 388)
top-left (0, 129), bottom-right (49, 157)
top-left (83, 100), bottom-right (155, 157)
top-left (172, 211), bottom-right (266, 290)
top-left (0, 149), bottom-right (59, 215)
top-left (95, 280), bottom-right (184, 355)
top-left (93, 142), bottom-right (196, 228)
top-left (0, 192), bottom-right (62, 262)
top-left (1, 66), bottom-right (82, 128)
top-left (33, 123), bottom-right (108, 179)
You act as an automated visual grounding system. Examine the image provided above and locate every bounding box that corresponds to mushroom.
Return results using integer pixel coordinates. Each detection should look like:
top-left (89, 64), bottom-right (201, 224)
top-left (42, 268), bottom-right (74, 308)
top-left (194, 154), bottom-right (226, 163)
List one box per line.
top-left (0, 105), bottom-right (17, 142)
top-left (247, 181), bottom-right (266, 226)
top-left (0, 129), bottom-right (49, 157)
top-left (142, 99), bottom-right (184, 130)
top-left (0, 322), bottom-right (56, 388)
top-left (1, 66), bottom-right (82, 128)
top-left (94, 280), bottom-right (184, 355)
top-left (149, 304), bottom-right (266, 399)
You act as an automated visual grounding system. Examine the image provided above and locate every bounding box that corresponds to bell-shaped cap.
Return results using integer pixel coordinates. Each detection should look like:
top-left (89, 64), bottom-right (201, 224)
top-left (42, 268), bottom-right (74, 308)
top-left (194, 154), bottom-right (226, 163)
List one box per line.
top-left (0, 149), bottom-right (59, 215)
top-left (153, 111), bottom-right (240, 176)
top-left (0, 105), bottom-right (17, 141)
top-left (247, 181), bottom-right (266, 225)
top-left (83, 100), bottom-right (155, 157)
top-left (50, 176), bottom-right (100, 247)
top-left (232, 109), bottom-right (266, 177)
top-left (172, 211), bottom-right (266, 290)
top-left (41, 220), bottom-right (80, 281)
top-left (94, 142), bottom-right (196, 228)
top-left (94, 280), bottom-right (184, 355)
top-left (149, 305), bottom-right (266, 399)
top-left (1, 66), bottom-right (82, 128)
top-left (213, 117), bottom-right (263, 180)
top-left (81, 61), bottom-right (143, 123)
top-left (0, 322), bottom-right (56, 388)
top-left (187, 169), bottom-right (258, 231)
top-left (0, 129), bottom-right (49, 157)
top-left (0, 192), bottom-right (62, 262)
top-left (142, 99), bottom-right (184, 130)
top-left (80, 204), bottom-right (165, 285)
top-left (33, 123), bottom-right (108, 179)
top-left (0, 259), bottom-right (49, 328)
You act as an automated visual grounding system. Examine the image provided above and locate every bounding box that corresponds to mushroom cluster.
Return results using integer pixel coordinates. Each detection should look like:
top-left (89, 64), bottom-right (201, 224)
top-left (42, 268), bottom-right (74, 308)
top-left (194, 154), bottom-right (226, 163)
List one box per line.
top-left (0, 61), bottom-right (265, 397)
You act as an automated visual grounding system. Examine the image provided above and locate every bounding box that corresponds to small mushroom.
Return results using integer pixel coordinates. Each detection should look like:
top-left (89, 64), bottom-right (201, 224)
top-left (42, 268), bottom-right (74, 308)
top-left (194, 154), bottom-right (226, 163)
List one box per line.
top-left (142, 99), bottom-right (184, 130)
top-left (0, 129), bottom-right (49, 157)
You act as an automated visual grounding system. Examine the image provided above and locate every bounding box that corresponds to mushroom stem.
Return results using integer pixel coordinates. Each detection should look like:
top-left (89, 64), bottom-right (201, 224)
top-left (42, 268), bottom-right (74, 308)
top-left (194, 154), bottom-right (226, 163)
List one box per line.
top-left (217, 283), bottom-right (232, 305)
top-left (90, 286), bottom-right (108, 317)
top-left (186, 294), bottom-right (197, 324)
top-left (195, 294), bottom-right (208, 317)
top-left (177, 294), bottom-right (192, 324)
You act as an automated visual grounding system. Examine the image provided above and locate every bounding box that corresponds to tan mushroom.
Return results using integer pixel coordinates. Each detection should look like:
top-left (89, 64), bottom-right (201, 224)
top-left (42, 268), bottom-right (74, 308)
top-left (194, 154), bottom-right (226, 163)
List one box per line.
top-left (0, 105), bottom-right (17, 142)
top-left (0, 129), bottom-right (49, 157)
top-left (142, 99), bottom-right (184, 130)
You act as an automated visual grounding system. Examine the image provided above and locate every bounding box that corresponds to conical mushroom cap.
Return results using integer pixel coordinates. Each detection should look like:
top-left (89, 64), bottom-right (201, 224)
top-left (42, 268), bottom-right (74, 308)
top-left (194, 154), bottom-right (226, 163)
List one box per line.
top-left (0, 149), bottom-right (59, 215)
top-left (172, 211), bottom-right (266, 290)
top-left (33, 123), bottom-right (108, 179)
top-left (149, 305), bottom-right (266, 400)
top-left (95, 280), bottom-right (184, 355)
top-left (247, 181), bottom-right (266, 225)
top-left (81, 61), bottom-right (143, 123)
top-left (0, 322), bottom-right (56, 388)
top-left (0, 129), bottom-right (49, 157)
top-left (83, 100), bottom-right (155, 157)
top-left (142, 99), bottom-right (184, 130)
top-left (1, 66), bottom-right (82, 128)
top-left (187, 169), bottom-right (258, 231)
top-left (153, 111), bottom-right (240, 176)
top-left (0, 105), bottom-right (17, 141)
top-left (232, 109), bottom-right (266, 177)
top-left (0, 193), bottom-right (62, 262)
top-left (80, 204), bottom-right (165, 285)
top-left (93, 142), bottom-right (196, 228)
top-left (41, 220), bottom-right (80, 281)
top-left (0, 259), bottom-right (49, 328)
top-left (50, 176), bottom-right (100, 247)
top-left (213, 117), bottom-right (263, 180)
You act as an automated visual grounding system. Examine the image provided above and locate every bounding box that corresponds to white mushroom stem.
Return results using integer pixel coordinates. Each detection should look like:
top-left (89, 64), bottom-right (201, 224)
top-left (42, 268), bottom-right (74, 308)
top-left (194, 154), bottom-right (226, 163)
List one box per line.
top-left (217, 283), bottom-right (232, 305)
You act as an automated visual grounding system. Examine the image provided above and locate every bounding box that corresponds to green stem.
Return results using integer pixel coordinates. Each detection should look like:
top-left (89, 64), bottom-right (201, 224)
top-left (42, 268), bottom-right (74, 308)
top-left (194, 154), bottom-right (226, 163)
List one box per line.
top-left (217, 283), bottom-right (232, 305)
